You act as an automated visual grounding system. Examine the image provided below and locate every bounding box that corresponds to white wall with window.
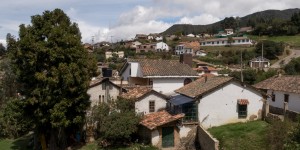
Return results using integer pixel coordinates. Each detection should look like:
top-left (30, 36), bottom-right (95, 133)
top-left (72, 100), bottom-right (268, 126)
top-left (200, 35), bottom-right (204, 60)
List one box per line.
top-left (198, 81), bottom-right (263, 129)
top-left (87, 82), bottom-right (121, 106)
top-left (267, 90), bottom-right (300, 113)
top-left (135, 94), bottom-right (167, 115)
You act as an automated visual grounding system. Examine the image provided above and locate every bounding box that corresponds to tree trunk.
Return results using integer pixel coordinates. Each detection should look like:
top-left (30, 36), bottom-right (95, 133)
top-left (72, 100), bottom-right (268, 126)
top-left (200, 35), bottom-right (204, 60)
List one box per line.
top-left (48, 128), bottom-right (67, 150)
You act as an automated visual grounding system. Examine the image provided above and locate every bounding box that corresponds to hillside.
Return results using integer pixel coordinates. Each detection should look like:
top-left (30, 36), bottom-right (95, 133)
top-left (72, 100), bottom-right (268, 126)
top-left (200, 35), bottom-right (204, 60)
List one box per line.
top-left (162, 8), bottom-right (300, 35)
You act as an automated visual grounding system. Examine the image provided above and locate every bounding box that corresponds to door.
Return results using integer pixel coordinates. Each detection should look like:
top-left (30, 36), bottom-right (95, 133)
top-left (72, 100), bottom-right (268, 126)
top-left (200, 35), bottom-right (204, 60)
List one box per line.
top-left (162, 127), bottom-right (174, 148)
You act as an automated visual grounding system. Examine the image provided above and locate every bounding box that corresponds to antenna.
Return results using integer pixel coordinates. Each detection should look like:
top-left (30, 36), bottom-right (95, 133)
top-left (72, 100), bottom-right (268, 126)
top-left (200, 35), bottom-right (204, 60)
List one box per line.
top-left (91, 36), bottom-right (95, 50)
top-left (110, 36), bottom-right (114, 49)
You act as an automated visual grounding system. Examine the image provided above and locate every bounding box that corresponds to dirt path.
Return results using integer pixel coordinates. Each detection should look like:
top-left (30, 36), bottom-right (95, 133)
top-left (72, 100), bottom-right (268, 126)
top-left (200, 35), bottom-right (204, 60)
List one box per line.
top-left (270, 49), bottom-right (300, 68)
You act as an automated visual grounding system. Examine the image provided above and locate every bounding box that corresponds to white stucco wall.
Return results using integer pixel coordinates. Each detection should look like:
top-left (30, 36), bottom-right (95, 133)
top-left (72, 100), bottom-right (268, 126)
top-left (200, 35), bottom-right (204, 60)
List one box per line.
top-left (179, 125), bottom-right (193, 138)
top-left (267, 90), bottom-right (300, 113)
top-left (135, 94), bottom-right (167, 115)
top-left (198, 81), bottom-right (263, 129)
top-left (122, 62), bottom-right (143, 81)
top-left (151, 129), bottom-right (160, 146)
top-left (156, 42), bottom-right (169, 51)
top-left (153, 78), bottom-right (188, 95)
top-left (87, 83), bottom-right (121, 106)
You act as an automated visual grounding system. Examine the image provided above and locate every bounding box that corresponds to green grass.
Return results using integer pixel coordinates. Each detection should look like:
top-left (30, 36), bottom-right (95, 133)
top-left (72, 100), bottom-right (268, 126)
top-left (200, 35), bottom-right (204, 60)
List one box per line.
top-left (0, 134), bottom-right (32, 150)
top-left (249, 35), bottom-right (300, 47)
top-left (208, 121), bottom-right (269, 150)
top-left (79, 142), bottom-right (158, 150)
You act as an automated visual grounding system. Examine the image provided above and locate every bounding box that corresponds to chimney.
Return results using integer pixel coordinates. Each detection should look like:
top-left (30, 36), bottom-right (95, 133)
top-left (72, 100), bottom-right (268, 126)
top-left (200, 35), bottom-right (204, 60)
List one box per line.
top-left (180, 54), bottom-right (193, 67)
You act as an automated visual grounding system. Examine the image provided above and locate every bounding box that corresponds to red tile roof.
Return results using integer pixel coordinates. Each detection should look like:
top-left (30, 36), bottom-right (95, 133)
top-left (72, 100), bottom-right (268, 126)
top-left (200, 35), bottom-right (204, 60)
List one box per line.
top-left (175, 76), bottom-right (233, 98)
top-left (121, 87), bottom-right (152, 100)
top-left (127, 59), bottom-right (198, 77)
top-left (140, 110), bottom-right (185, 130)
top-left (238, 99), bottom-right (249, 105)
top-left (254, 75), bottom-right (300, 94)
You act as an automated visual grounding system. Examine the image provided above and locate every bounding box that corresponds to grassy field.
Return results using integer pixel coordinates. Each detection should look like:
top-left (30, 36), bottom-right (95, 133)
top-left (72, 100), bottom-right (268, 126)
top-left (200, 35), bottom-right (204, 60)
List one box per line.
top-left (208, 121), bottom-right (269, 150)
top-left (249, 35), bottom-right (300, 47)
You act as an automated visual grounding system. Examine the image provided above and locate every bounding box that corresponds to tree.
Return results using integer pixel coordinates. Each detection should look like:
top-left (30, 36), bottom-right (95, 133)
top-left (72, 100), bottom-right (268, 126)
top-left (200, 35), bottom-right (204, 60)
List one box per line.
top-left (255, 40), bottom-right (285, 60)
top-left (92, 98), bottom-right (140, 147)
top-left (227, 36), bottom-right (233, 46)
top-left (284, 57), bottom-right (300, 75)
top-left (0, 43), bottom-right (5, 56)
top-left (11, 9), bottom-right (97, 149)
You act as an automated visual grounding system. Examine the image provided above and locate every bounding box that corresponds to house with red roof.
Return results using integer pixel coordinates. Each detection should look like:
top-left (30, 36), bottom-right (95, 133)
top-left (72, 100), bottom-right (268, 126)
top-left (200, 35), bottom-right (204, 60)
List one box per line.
top-left (170, 76), bottom-right (264, 128)
top-left (119, 58), bottom-right (199, 95)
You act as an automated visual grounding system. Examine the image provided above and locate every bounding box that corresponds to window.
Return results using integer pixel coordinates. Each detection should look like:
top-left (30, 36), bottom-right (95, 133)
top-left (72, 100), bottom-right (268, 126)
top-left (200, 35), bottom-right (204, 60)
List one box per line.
top-left (102, 95), bottom-right (105, 103)
top-left (284, 94), bottom-right (289, 103)
top-left (271, 92), bottom-right (275, 102)
top-left (222, 41), bottom-right (225, 44)
top-left (217, 41), bottom-right (219, 44)
top-left (238, 40), bottom-right (241, 43)
top-left (242, 39), bottom-right (245, 42)
top-left (98, 95), bottom-right (102, 104)
top-left (149, 101), bottom-right (155, 112)
top-left (238, 104), bottom-right (247, 118)
top-left (212, 42), bottom-right (214, 45)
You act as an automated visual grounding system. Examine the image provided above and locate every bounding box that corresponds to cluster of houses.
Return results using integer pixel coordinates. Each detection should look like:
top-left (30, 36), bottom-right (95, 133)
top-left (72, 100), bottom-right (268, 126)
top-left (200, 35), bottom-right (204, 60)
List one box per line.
top-left (85, 53), bottom-right (294, 149)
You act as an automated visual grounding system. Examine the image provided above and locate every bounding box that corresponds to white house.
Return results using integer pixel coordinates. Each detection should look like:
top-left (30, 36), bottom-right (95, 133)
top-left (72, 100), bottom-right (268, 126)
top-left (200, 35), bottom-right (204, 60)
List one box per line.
top-left (119, 59), bottom-right (199, 95)
top-left (193, 66), bottom-right (218, 76)
top-left (249, 56), bottom-right (270, 68)
top-left (105, 51), bottom-right (124, 59)
top-left (130, 41), bottom-right (142, 49)
top-left (87, 78), bottom-right (126, 106)
top-left (225, 29), bottom-right (234, 35)
top-left (254, 75), bottom-right (300, 113)
top-left (155, 36), bottom-right (163, 41)
top-left (175, 41), bottom-right (200, 56)
top-left (121, 87), bottom-right (168, 115)
top-left (186, 34), bottom-right (195, 37)
top-left (156, 42), bottom-right (169, 52)
top-left (200, 37), bottom-right (252, 46)
top-left (171, 76), bottom-right (264, 129)
top-left (195, 50), bottom-right (207, 57)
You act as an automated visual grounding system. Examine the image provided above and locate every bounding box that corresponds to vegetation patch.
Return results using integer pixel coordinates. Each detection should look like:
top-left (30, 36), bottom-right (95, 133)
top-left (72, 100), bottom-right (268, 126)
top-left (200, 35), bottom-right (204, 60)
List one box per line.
top-left (208, 121), bottom-right (269, 150)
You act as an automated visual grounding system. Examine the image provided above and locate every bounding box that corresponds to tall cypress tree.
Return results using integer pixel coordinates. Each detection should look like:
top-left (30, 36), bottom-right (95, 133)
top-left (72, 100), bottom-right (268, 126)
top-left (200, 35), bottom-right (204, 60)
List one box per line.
top-left (11, 9), bottom-right (97, 149)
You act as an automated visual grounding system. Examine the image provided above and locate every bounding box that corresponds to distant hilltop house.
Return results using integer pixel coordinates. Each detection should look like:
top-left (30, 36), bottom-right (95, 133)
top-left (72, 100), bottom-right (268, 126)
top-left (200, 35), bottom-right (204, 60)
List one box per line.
top-left (195, 50), bottom-right (207, 57)
top-left (83, 43), bottom-right (93, 53)
top-left (238, 27), bottom-right (254, 33)
top-left (135, 34), bottom-right (148, 40)
top-left (155, 42), bottom-right (169, 52)
top-left (254, 75), bottom-right (300, 113)
top-left (105, 51), bottom-right (124, 59)
top-left (136, 43), bottom-right (156, 53)
top-left (148, 33), bottom-right (163, 41)
top-left (119, 57), bottom-right (198, 95)
top-left (249, 56), bottom-right (270, 68)
top-left (175, 41), bottom-right (201, 56)
top-left (225, 29), bottom-right (234, 35)
top-left (129, 41), bottom-right (142, 49)
top-left (93, 41), bottom-right (110, 49)
top-left (200, 37), bottom-right (252, 46)
top-left (186, 33), bottom-right (195, 37)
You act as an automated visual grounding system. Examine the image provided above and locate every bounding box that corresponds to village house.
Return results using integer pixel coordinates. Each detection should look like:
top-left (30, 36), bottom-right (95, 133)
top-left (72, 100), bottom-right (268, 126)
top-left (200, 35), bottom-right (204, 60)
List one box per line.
top-left (194, 50), bottom-right (207, 57)
top-left (136, 43), bottom-right (156, 53)
top-left (87, 78), bottom-right (126, 106)
top-left (254, 75), bottom-right (300, 113)
top-left (138, 110), bottom-right (185, 148)
top-left (186, 33), bottom-right (195, 37)
top-left (119, 57), bottom-right (199, 95)
top-left (121, 87), bottom-right (168, 115)
top-left (135, 34), bottom-right (148, 40)
top-left (175, 41), bottom-right (201, 56)
top-left (200, 37), bottom-right (252, 46)
top-left (249, 56), bottom-right (270, 68)
top-left (225, 29), bottom-right (234, 35)
top-left (170, 76), bottom-right (264, 129)
top-left (93, 41), bottom-right (110, 49)
top-left (105, 51), bottom-right (124, 59)
top-left (155, 42), bottom-right (169, 52)
top-left (129, 41), bottom-right (142, 49)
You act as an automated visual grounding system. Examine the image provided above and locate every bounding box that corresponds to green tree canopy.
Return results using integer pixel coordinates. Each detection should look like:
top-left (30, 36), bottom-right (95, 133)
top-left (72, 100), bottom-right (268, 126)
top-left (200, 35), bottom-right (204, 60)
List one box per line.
top-left (11, 9), bottom-right (97, 149)
top-left (255, 40), bottom-right (285, 60)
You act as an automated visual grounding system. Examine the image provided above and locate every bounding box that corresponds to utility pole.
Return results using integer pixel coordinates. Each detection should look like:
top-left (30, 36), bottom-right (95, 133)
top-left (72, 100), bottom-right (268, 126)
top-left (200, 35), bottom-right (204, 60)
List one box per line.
top-left (261, 41), bottom-right (264, 69)
top-left (241, 49), bottom-right (243, 83)
top-left (110, 36), bottom-right (114, 49)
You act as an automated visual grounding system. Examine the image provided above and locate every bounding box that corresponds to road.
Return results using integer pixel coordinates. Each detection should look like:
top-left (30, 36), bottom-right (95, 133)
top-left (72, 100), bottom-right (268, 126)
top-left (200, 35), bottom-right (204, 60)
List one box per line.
top-left (270, 49), bottom-right (300, 68)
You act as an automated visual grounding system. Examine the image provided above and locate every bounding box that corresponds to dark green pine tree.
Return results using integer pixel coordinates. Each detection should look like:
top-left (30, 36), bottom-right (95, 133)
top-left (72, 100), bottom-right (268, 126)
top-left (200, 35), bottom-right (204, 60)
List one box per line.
top-left (11, 9), bottom-right (97, 149)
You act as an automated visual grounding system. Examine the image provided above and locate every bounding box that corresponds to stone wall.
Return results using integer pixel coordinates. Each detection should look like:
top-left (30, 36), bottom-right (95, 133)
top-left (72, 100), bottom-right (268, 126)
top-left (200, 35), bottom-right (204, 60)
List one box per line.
top-left (197, 125), bottom-right (219, 150)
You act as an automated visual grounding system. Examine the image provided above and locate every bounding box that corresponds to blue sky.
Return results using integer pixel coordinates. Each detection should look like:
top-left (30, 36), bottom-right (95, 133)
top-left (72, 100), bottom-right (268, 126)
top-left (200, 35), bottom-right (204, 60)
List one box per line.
top-left (1, 0), bottom-right (300, 45)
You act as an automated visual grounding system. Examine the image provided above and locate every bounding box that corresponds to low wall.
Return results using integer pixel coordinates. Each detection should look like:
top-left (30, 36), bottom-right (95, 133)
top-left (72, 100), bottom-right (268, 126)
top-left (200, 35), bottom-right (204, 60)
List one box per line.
top-left (269, 105), bottom-right (299, 121)
top-left (197, 125), bottom-right (219, 150)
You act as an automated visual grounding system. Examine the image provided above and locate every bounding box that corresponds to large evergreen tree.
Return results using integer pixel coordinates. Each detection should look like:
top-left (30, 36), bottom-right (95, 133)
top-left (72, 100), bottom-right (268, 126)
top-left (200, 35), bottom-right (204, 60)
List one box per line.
top-left (11, 9), bottom-right (97, 149)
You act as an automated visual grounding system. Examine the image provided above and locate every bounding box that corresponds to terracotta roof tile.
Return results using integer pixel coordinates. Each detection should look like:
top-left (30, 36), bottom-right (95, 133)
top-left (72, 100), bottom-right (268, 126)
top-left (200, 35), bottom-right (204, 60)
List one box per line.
top-left (140, 110), bottom-right (185, 130)
top-left (254, 75), bottom-right (300, 94)
top-left (175, 76), bottom-right (233, 98)
top-left (121, 87), bottom-right (152, 99)
top-left (128, 59), bottom-right (198, 77)
top-left (238, 99), bottom-right (249, 105)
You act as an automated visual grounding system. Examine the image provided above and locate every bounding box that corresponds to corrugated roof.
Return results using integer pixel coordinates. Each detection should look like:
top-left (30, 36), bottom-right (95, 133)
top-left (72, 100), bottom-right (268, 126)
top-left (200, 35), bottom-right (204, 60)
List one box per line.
top-left (254, 75), bottom-right (300, 94)
top-left (140, 110), bottom-right (185, 130)
top-left (175, 76), bottom-right (233, 98)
